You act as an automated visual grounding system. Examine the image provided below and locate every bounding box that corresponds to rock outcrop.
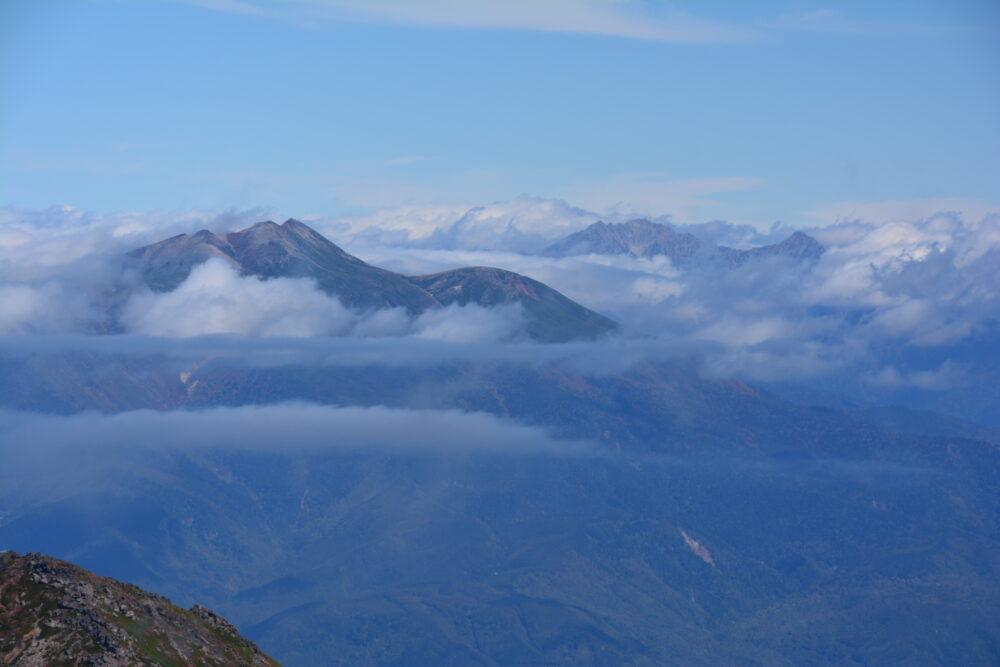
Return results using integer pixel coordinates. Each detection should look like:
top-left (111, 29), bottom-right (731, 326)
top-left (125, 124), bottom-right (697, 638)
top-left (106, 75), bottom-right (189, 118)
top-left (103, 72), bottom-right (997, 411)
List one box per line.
top-left (0, 551), bottom-right (279, 666)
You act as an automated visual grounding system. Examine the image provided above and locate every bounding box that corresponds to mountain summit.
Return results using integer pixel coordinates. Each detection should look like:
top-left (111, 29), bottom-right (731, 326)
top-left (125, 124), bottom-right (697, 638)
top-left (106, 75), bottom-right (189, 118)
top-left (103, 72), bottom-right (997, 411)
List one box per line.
top-left (129, 218), bottom-right (438, 313)
top-left (128, 219), bottom-right (617, 342)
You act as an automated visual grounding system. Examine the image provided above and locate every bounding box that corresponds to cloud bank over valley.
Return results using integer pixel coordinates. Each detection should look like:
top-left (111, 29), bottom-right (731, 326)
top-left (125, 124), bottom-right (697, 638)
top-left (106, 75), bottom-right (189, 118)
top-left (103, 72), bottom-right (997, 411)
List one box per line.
top-left (1, 197), bottom-right (998, 420)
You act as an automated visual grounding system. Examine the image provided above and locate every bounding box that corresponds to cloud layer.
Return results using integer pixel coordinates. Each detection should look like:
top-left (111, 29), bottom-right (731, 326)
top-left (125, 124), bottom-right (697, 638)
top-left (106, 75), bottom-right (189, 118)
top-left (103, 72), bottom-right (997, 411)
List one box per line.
top-left (1, 198), bottom-right (998, 393)
top-left (121, 258), bottom-right (526, 341)
top-left (345, 205), bottom-right (1000, 386)
top-left (0, 403), bottom-right (588, 455)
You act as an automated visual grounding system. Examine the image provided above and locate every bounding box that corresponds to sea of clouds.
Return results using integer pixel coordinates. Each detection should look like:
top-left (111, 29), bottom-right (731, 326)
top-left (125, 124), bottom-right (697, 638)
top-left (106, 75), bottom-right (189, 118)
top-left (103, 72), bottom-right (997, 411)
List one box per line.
top-left (1, 197), bottom-right (998, 405)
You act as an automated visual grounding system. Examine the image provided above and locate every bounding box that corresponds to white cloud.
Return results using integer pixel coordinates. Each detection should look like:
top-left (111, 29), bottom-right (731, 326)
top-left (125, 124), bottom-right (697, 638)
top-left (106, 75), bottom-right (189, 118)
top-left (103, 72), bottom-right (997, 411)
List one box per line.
top-left (0, 205), bottom-right (271, 280)
top-left (3, 199), bottom-right (999, 390)
top-left (413, 303), bottom-right (525, 343)
top-left (121, 257), bottom-right (527, 342)
top-left (122, 259), bottom-right (360, 337)
top-left (695, 315), bottom-right (795, 347)
top-left (0, 281), bottom-right (100, 335)
top-left (313, 196), bottom-right (598, 252)
top-left (865, 362), bottom-right (964, 390)
top-left (804, 198), bottom-right (999, 229)
top-left (344, 206), bottom-right (1000, 376)
top-left (0, 284), bottom-right (53, 335)
top-left (349, 244), bottom-right (685, 318)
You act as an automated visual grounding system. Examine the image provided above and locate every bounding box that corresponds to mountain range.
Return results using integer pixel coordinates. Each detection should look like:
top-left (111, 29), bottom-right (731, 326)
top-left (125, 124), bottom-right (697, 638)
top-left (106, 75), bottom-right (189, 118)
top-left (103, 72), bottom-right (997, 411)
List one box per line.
top-left (1, 349), bottom-right (998, 665)
top-left (2, 216), bottom-right (997, 666)
top-left (541, 218), bottom-right (825, 267)
top-left (127, 219), bottom-right (617, 342)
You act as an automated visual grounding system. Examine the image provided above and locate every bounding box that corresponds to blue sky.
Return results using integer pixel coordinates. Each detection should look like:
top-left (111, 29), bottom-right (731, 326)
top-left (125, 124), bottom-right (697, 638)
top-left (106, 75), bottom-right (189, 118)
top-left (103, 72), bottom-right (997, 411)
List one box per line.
top-left (1, 0), bottom-right (998, 227)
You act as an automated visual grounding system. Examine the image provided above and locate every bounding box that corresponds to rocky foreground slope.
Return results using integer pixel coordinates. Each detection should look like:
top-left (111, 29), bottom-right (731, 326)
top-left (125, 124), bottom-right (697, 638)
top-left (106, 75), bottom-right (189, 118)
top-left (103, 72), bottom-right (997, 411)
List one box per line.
top-left (0, 551), bottom-right (279, 666)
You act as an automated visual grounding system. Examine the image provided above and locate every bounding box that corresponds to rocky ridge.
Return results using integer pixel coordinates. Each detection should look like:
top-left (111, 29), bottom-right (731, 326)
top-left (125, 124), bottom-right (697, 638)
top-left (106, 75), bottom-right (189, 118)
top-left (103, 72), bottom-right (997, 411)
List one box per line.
top-left (0, 551), bottom-right (279, 666)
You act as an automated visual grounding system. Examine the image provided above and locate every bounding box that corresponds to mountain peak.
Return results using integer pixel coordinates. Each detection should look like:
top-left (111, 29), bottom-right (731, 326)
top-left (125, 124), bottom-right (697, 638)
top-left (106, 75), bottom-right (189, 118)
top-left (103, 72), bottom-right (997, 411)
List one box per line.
top-left (737, 230), bottom-right (825, 263)
top-left (621, 218), bottom-right (661, 229)
top-left (230, 220), bottom-right (288, 247)
top-left (279, 217), bottom-right (328, 244)
top-left (128, 220), bottom-right (615, 341)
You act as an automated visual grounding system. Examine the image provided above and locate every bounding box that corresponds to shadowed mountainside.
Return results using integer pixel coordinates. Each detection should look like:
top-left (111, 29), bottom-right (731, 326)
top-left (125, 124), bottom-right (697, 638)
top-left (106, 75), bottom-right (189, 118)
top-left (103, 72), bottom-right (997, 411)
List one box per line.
top-left (410, 267), bottom-right (617, 343)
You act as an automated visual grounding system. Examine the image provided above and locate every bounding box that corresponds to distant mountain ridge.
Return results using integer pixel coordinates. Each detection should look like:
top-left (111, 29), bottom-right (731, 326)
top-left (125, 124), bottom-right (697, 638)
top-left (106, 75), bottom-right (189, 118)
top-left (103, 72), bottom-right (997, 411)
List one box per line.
top-left (542, 219), bottom-right (825, 267)
top-left (128, 219), bottom-right (617, 342)
top-left (0, 551), bottom-right (279, 666)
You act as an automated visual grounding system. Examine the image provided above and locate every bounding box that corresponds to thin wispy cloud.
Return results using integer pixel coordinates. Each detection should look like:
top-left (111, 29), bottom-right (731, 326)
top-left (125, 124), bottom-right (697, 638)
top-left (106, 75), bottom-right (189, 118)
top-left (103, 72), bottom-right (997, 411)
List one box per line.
top-left (0, 403), bottom-right (593, 455)
top-left (180, 0), bottom-right (754, 43)
top-left (176, 1), bottom-right (975, 42)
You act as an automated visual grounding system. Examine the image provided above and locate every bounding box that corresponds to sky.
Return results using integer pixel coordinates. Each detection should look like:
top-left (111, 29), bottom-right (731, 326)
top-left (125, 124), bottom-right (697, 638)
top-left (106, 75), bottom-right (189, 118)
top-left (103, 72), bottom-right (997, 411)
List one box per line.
top-left (1, 0), bottom-right (998, 227)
